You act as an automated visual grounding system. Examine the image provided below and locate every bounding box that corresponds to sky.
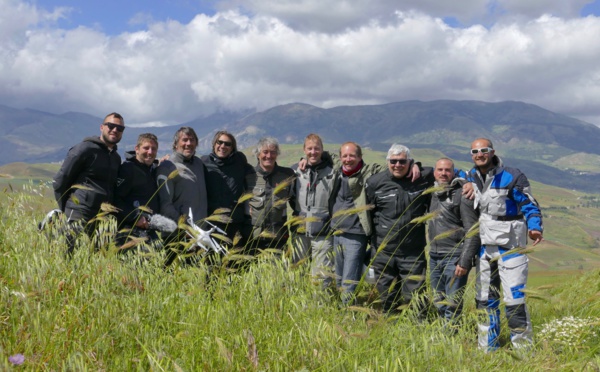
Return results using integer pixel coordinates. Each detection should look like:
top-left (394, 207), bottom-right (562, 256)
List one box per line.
top-left (2, 0), bottom-right (600, 127)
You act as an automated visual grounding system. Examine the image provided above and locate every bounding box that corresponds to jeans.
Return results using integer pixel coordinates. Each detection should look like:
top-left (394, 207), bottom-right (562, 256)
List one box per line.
top-left (334, 232), bottom-right (368, 304)
top-left (429, 254), bottom-right (469, 321)
top-left (294, 234), bottom-right (334, 288)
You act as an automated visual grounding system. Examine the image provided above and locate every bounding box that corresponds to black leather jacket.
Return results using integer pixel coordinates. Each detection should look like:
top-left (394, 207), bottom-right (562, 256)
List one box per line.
top-left (53, 136), bottom-right (121, 221)
top-left (366, 167), bottom-right (434, 256)
top-left (428, 178), bottom-right (481, 270)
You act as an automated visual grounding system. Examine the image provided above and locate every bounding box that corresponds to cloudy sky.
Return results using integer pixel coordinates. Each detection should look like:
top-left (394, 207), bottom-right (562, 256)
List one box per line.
top-left (1, 0), bottom-right (600, 127)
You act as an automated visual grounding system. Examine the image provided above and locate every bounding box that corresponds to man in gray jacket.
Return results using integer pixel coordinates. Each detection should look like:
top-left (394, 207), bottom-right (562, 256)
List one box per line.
top-left (428, 157), bottom-right (480, 324)
top-left (156, 127), bottom-right (208, 265)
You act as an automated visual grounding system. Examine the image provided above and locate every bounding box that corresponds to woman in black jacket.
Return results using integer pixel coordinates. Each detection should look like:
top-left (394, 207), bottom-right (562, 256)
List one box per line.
top-left (201, 131), bottom-right (253, 248)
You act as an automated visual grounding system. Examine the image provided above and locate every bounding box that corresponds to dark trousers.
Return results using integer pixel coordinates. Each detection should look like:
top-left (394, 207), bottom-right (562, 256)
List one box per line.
top-left (372, 251), bottom-right (427, 314)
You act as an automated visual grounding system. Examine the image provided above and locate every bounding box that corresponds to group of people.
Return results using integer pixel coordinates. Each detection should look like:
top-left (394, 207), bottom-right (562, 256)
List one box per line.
top-left (51, 112), bottom-right (544, 352)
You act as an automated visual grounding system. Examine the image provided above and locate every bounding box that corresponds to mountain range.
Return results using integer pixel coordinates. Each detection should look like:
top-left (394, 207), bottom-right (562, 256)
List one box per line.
top-left (1, 100), bottom-right (599, 192)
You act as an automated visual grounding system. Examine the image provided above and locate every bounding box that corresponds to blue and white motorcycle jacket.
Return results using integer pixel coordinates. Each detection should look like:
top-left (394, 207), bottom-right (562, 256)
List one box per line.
top-left (467, 156), bottom-right (543, 248)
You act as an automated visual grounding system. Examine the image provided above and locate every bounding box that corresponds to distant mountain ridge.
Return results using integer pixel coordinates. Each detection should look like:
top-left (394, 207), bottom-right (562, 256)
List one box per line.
top-left (1, 100), bottom-right (599, 192)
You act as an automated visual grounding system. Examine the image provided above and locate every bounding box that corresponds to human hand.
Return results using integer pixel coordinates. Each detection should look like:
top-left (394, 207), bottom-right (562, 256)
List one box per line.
top-left (298, 158), bottom-right (307, 171)
top-left (135, 216), bottom-right (149, 229)
top-left (409, 163), bottom-right (421, 182)
top-left (462, 182), bottom-right (475, 199)
top-left (454, 265), bottom-right (468, 277)
top-left (529, 230), bottom-right (543, 246)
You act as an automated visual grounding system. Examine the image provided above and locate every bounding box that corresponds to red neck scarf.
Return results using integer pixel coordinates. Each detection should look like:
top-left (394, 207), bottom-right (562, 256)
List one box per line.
top-left (342, 160), bottom-right (364, 177)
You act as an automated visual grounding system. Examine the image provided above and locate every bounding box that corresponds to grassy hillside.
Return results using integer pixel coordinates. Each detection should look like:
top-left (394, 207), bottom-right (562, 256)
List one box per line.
top-left (0, 182), bottom-right (598, 370)
top-left (2, 145), bottom-right (599, 273)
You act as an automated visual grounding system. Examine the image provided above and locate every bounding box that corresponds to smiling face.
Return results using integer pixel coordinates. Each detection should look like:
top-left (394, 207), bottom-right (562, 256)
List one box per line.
top-left (135, 140), bottom-right (158, 166)
top-left (434, 158), bottom-right (454, 185)
top-left (175, 132), bottom-right (197, 158)
top-left (304, 139), bottom-right (323, 166)
top-left (340, 143), bottom-right (361, 171)
top-left (213, 134), bottom-right (234, 159)
top-left (258, 144), bottom-right (278, 172)
top-left (387, 153), bottom-right (410, 179)
top-left (99, 114), bottom-right (124, 148)
top-left (471, 138), bottom-right (495, 173)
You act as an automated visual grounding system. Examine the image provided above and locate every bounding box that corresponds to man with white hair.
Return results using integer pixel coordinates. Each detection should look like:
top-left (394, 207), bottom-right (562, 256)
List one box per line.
top-left (365, 143), bottom-right (434, 316)
top-left (245, 137), bottom-right (295, 254)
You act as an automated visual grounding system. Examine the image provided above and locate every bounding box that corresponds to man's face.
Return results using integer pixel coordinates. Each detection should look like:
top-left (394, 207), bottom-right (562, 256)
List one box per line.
top-left (340, 144), bottom-right (361, 170)
top-left (304, 140), bottom-right (323, 166)
top-left (135, 140), bottom-right (158, 166)
top-left (387, 153), bottom-right (410, 179)
top-left (258, 145), bottom-right (278, 171)
top-left (100, 115), bottom-right (125, 147)
top-left (213, 134), bottom-right (234, 159)
top-left (434, 159), bottom-right (454, 185)
top-left (470, 139), bottom-right (494, 170)
top-left (175, 133), bottom-right (197, 158)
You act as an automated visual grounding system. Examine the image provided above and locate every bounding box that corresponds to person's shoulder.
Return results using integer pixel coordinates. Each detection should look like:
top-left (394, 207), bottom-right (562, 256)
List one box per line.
top-left (156, 158), bottom-right (176, 172)
top-left (366, 169), bottom-right (388, 184)
top-left (278, 165), bottom-right (295, 177)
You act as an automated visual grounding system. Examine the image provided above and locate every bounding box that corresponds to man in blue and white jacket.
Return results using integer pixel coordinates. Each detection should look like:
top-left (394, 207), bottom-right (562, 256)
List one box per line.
top-left (468, 138), bottom-right (543, 352)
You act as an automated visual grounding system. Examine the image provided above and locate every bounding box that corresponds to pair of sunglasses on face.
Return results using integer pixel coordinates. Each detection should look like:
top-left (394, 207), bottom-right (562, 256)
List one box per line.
top-left (216, 140), bottom-right (233, 147)
top-left (470, 147), bottom-right (493, 155)
top-left (103, 122), bottom-right (125, 133)
top-left (389, 159), bottom-right (409, 165)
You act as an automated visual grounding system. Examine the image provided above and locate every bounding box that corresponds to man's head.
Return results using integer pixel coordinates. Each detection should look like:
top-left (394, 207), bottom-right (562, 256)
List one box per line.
top-left (470, 138), bottom-right (495, 173)
top-left (172, 127), bottom-right (198, 159)
top-left (254, 137), bottom-right (280, 172)
top-left (339, 142), bottom-right (362, 171)
top-left (212, 131), bottom-right (237, 159)
top-left (100, 112), bottom-right (125, 148)
top-left (386, 144), bottom-right (412, 179)
top-left (304, 133), bottom-right (324, 166)
top-left (135, 133), bottom-right (158, 166)
top-left (434, 158), bottom-right (455, 185)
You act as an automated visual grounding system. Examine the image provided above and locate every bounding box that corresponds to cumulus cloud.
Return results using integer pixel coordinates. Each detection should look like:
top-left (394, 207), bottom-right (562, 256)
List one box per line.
top-left (1, 0), bottom-right (600, 126)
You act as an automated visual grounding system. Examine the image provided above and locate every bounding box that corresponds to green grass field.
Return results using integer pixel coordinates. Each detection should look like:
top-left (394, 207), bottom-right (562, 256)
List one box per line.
top-left (0, 150), bottom-right (599, 369)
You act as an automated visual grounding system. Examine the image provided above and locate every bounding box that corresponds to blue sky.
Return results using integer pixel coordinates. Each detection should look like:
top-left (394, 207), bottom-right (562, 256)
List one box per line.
top-left (35, 0), bottom-right (218, 34)
top-left (2, 0), bottom-right (600, 126)
top-left (34, 0), bottom-right (600, 34)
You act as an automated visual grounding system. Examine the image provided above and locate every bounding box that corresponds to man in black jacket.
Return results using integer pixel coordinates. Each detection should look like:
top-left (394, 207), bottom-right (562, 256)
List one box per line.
top-left (366, 143), bottom-right (434, 315)
top-left (428, 158), bottom-right (480, 323)
top-left (114, 133), bottom-right (160, 252)
top-left (53, 112), bottom-right (125, 255)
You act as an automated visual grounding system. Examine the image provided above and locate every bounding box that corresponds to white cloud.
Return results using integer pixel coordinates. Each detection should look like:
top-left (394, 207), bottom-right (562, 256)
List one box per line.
top-left (0, 0), bottom-right (600, 127)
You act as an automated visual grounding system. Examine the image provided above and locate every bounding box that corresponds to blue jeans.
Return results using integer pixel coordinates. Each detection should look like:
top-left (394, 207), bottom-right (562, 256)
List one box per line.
top-left (334, 232), bottom-right (368, 304)
top-left (429, 254), bottom-right (469, 321)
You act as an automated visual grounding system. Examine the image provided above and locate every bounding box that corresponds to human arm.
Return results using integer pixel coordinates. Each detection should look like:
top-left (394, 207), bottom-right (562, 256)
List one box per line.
top-left (407, 160), bottom-right (421, 182)
top-left (511, 172), bottom-right (543, 244)
top-left (455, 194), bottom-right (481, 275)
top-left (155, 162), bottom-right (183, 222)
top-left (52, 144), bottom-right (87, 211)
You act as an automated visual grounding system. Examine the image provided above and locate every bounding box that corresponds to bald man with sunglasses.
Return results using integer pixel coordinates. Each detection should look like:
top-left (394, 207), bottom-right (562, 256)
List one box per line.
top-left (467, 137), bottom-right (543, 352)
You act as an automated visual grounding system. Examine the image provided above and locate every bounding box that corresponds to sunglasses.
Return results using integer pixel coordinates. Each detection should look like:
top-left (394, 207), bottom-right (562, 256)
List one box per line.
top-left (103, 122), bottom-right (125, 133)
top-left (216, 140), bottom-right (233, 147)
top-left (389, 158), bottom-right (409, 165)
top-left (470, 147), bottom-right (493, 155)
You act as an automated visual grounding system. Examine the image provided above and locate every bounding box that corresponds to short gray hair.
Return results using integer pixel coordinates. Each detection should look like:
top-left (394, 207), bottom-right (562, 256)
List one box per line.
top-left (386, 143), bottom-right (411, 160)
top-left (253, 137), bottom-right (280, 156)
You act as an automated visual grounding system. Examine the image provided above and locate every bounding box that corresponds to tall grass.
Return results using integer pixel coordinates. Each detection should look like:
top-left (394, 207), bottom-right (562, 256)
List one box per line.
top-left (1, 182), bottom-right (599, 370)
